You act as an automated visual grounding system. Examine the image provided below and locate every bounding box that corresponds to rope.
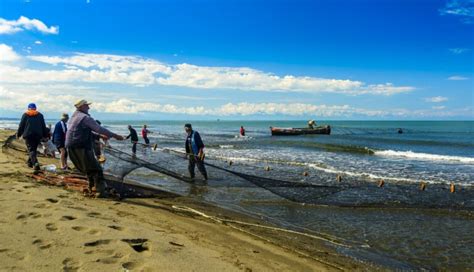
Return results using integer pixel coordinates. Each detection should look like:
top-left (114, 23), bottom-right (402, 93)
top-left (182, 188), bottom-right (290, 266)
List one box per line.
top-left (171, 204), bottom-right (367, 271)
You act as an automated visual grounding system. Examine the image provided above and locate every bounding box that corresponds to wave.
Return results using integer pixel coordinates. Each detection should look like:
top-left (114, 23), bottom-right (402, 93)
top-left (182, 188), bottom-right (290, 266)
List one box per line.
top-left (374, 150), bottom-right (474, 164)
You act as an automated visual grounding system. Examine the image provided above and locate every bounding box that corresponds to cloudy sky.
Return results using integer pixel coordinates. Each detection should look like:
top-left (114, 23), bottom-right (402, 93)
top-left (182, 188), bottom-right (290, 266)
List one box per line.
top-left (0, 0), bottom-right (472, 120)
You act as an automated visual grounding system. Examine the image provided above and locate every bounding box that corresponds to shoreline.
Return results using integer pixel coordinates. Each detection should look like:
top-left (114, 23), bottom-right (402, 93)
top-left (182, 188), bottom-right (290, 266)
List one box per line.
top-left (0, 129), bottom-right (368, 271)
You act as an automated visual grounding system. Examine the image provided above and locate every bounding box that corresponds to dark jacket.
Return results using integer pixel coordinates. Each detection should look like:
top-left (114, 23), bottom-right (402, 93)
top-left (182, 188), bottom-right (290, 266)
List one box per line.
top-left (126, 128), bottom-right (139, 142)
top-left (65, 110), bottom-right (117, 149)
top-left (52, 120), bottom-right (67, 145)
top-left (17, 110), bottom-right (49, 140)
top-left (185, 130), bottom-right (204, 155)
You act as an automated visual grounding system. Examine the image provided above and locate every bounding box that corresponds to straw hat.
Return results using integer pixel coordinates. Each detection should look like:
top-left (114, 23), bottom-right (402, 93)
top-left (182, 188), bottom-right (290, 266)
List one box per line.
top-left (74, 99), bottom-right (92, 108)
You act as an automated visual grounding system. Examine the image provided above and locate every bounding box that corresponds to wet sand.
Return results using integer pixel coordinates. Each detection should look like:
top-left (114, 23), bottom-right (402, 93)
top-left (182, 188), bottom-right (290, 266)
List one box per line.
top-left (0, 129), bottom-right (367, 271)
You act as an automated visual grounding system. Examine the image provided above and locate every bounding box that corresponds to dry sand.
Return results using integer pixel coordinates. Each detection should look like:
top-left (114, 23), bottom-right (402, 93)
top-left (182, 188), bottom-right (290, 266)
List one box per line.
top-left (0, 130), bottom-right (366, 271)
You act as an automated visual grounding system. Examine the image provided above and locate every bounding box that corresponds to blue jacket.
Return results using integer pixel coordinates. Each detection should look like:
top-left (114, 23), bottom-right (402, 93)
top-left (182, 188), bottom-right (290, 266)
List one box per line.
top-left (185, 130), bottom-right (204, 155)
top-left (53, 121), bottom-right (67, 145)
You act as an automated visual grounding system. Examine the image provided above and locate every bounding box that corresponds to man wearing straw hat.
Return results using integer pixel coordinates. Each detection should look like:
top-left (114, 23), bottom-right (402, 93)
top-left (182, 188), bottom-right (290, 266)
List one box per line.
top-left (66, 99), bottom-right (124, 197)
top-left (53, 113), bottom-right (69, 170)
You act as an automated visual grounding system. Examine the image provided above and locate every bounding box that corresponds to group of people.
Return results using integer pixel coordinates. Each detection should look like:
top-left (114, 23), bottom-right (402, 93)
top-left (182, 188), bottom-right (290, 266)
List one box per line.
top-left (16, 99), bottom-right (208, 197)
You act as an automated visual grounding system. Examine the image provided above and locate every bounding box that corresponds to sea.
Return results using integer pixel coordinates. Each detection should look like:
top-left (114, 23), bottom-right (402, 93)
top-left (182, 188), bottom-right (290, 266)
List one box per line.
top-left (2, 119), bottom-right (473, 269)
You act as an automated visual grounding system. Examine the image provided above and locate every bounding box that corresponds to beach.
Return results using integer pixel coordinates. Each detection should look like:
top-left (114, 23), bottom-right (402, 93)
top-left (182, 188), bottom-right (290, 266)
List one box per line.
top-left (0, 129), bottom-right (368, 271)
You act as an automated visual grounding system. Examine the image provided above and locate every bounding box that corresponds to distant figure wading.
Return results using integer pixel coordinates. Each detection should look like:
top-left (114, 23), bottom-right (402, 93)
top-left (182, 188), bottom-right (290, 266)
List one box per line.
top-left (184, 123), bottom-right (208, 180)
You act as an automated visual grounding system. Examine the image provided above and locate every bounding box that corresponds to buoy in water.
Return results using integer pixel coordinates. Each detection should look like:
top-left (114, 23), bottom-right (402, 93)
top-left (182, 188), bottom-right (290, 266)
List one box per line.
top-left (378, 179), bottom-right (385, 187)
top-left (450, 183), bottom-right (455, 193)
top-left (264, 166), bottom-right (271, 171)
top-left (303, 171), bottom-right (309, 176)
top-left (420, 182), bottom-right (426, 191)
top-left (336, 174), bottom-right (342, 182)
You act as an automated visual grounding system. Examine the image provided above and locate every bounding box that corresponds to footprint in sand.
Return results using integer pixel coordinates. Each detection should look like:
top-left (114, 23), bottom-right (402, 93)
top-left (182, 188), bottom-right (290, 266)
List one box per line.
top-left (62, 257), bottom-right (81, 272)
top-left (95, 251), bottom-right (126, 265)
top-left (16, 212), bottom-right (42, 220)
top-left (32, 239), bottom-right (52, 250)
top-left (60, 215), bottom-right (77, 221)
top-left (86, 212), bottom-right (101, 218)
top-left (45, 223), bottom-right (58, 231)
top-left (84, 239), bottom-right (111, 247)
top-left (121, 239), bottom-right (151, 253)
top-left (87, 229), bottom-right (102, 236)
top-left (46, 198), bottom-right (59, 204)
top-left (108, 225), bottom-right (125, 231)
top-left (122, 261), bottom-right (145, 271)
top-left (33, 203), bottom-right (50, 209)
top-left (71, 226), bottom-right (87, 232)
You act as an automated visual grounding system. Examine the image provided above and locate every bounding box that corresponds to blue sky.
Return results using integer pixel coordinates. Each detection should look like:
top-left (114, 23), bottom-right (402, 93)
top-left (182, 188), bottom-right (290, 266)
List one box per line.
top-left (0, 0), bottom-right (472, 120)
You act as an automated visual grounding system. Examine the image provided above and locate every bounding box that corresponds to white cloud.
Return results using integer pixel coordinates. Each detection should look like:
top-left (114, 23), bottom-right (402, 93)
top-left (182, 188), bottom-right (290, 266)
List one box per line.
top-left (0, 16), bottom-right (58, 34)
top-left (448, 75), bottom-right (469, 80)
top-left (439, 0), bottom-right (474, 24)
top-left (425, 96), bottom-right (448, 103)
top-left (1, 86), bottom-right (470, 118)
top-left (449, 48), bottom-right (470, 54)
top-left (0, 44), bottom-right (20, 62)
top-left (34, 40), bottom-right (42, 45)
top-left (0, 48), bottom-right (415, 95)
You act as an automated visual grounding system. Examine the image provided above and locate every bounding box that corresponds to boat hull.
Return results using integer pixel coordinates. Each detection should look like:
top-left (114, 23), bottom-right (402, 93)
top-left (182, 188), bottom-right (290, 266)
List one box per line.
top-left (270, 125), bottom-right (331, 136)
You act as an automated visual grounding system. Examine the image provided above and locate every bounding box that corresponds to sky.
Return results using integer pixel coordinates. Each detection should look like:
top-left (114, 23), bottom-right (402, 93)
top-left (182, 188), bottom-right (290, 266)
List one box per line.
top-left (0, 0), bottom-right (473, 120)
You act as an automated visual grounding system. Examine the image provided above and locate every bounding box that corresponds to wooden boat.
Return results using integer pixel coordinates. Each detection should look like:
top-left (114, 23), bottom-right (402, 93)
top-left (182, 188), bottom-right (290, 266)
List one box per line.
top-left (270, 125), bottom-right (331, 136)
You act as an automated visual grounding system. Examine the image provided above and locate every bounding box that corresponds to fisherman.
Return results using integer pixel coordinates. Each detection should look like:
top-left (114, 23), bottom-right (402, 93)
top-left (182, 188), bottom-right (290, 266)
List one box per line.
top-left (16, 103), bottom-right (50, 171)
top-left (41, 124), bottom-right (56, 157)
top-left (126, 125), bottom-right (139, 155)
top-left (240, 126), bottom-right (246, 137)
top-left (308, 120), bottom-right (316, 129)
top-left (52, 113), bottom-right (69, 170)
top-left (141, 124), bottom-right (151, 145)
top-left (184, 123), bottom-right (208, 180)
top-left (66, 99), bottom-right (124, 197)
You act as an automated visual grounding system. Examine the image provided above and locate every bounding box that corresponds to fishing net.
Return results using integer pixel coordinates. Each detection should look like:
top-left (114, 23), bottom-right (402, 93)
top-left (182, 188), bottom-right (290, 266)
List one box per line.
top-left (102, 144), bottom-right (474, 209)
top-left (3, 134), bottom-right (474, 209)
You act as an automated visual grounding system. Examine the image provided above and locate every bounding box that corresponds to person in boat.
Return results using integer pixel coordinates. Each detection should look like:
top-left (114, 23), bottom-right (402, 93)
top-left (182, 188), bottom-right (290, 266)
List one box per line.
top-left (53, 113), bottom-right (69, 170)
top-left (308, 120), bottom-right (316, 129)
top-left (142, 124), bottom-right (151, 145)
top-left (126, 125), bottom-right (139, 155)
top-left (66, 99), bottom-right (124, 197)
top-left (184, 123), bottom-right (208, 180)
top-left (16, 103), bottom-right (50, 171)
top-left (240, 126), bottom-right (245, 137)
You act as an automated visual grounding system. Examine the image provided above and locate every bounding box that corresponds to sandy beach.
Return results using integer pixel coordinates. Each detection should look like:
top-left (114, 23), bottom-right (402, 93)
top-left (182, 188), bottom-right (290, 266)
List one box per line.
top-left (0, 129), bottom-right (367, 271)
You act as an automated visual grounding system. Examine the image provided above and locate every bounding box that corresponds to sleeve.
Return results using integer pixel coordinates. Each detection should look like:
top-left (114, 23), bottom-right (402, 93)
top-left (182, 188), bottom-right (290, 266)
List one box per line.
top-left (195, 132), bottom-right (205, 149)
top-left (82, 116), bottom-right (118, 138)
top-left (125, 133), bottom-right (131, 139)
top-left (185, 138), bottom-right (190, 154)
top-left (17, 113), bottom-right (27, 137)
top-left (52, 122), bottom-right (59, 143)
top-left (40, 115), bottom-right (50, 138)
